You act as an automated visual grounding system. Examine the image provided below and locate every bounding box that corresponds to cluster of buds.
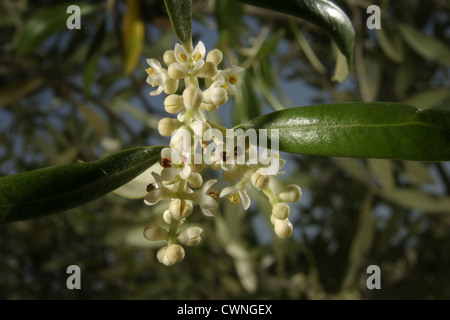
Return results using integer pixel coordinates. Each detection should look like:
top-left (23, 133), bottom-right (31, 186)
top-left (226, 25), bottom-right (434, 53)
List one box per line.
top-left (143, 41), bottom-right (302, 265)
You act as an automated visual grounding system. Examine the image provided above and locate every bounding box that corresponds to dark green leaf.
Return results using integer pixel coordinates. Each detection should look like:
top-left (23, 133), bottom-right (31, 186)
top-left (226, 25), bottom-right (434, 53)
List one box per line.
top-left (236, 102), bottom-right (450, 161)
top-left (16, 2), bottom-right (97, 55)
top-left (0, 146), bottom-right (164, 223)
top-left (237, 0), bottom-right (355, 69)
top-left (164, 0), bottom-right (192, 46)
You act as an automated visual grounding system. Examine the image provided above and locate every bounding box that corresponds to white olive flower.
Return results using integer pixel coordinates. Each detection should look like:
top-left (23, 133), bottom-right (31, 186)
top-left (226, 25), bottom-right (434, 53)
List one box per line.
top-left (144, 172), bottom-right (172, 205)
top-left (160, 147), bottom-right (192, 181)
top-left (214, 65), bottom-right (244, 95)
top-left (193, 179), bottom-right (218, 216)
top-left (255, 151), bottom-right (286, 176)
top-left (146, 58), bottom-right (178, 96)
top-left (168, 42), bottom-right (206, 79)
top-left (220, 179), bottom-right (251, 210)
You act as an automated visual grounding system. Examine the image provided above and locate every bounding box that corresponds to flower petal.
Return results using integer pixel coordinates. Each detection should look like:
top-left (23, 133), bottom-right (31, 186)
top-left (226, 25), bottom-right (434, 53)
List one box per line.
top-left (239, 190), bottom-right (251, 210)
top-left (113, 163), bottom-right (163, 199)
top-left (201, 208), bottom-right (214, 217)
top-left (219, 185), bottom-right (236, 198)
top-left (144, 189), bottom-right (161, 205)
top-left (200, 194), bottom-right (218, 210)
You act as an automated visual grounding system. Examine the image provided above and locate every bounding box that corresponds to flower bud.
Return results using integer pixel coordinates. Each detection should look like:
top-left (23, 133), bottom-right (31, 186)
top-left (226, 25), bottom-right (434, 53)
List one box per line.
top-left (168, 63), bottom-right (188, 79)
top-left (163, 50), bottom-right (176, 66)
top-left (198, 61), bottom-right (217, 78)
top-left (188, 172), bottom-right (203, 188)
top-left (206, 49), bottom-right (223, 65)
top-left (279, 184), bottom-right (302, 203)
top-left (157, 244), bottom-right (185, 266)
top-left (164, 94), bottom-right (184, 114)
top-left (164, 78), bottom-right (179, 95)
top-left (163, 209), bottom-right (184, 225)
top-left (156, 246), bottom-right (167, 264)
top-left (165, 244), bottom-right (185, 265)
top-left (205, 87), bottom-right (228, 106)
top-left (270, 214), bottom-right (277, 226)
top-left (251, 172), bottom-right (269, 190)
top-left (272, 202), bottom-right (290, 220)
top-left (169, 198), bottom-right (193, 220)
top-left (143, 223), bottom-right (167, 241)
top-left (178, 227), bottom-right (203, 246)
top-left (183, 87), bottom-right (203, 111)
top-left (201, 103), bottom-right (218, 111)
top-left (158, 117), bottom-right (180, 137)
top-left (274, 219), bottom-right (293, 238)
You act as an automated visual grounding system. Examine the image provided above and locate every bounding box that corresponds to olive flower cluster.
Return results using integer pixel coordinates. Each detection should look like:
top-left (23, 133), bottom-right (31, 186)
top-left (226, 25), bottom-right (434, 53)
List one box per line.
top-left (142, 41), bottom-right (302, 266)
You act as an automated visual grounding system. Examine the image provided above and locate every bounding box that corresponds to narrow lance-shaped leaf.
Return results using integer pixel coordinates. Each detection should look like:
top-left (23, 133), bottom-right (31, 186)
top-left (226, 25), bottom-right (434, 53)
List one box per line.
top-left (164, 0), bottom-right (192, 47)
top-left (237, 0), bottom-right (355, 69)
top-left (0, 146), bottom-right (164, 223)
top-left (236, 102), bottom-right (450, 161)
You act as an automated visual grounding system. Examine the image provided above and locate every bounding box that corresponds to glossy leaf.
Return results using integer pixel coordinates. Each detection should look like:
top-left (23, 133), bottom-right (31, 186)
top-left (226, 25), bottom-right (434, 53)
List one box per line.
top-left (164, 0), bottom-right (192, 46)
top-left (236, 102), bottom-right (450, 161)
top-left (237, 0), bottom-right (355, 69)
top-left (0, 146), bottom-right (164, 223)
top-left (16, 2), bottom-right (97, 55)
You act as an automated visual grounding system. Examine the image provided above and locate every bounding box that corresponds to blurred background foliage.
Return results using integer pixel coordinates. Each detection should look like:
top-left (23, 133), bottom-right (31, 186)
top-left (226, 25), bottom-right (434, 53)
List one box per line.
top-left (0, 0), bottom-right (450, 299)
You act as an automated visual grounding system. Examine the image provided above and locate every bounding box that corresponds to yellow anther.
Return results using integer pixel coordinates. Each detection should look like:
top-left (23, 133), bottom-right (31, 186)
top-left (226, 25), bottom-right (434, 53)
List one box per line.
top-left (146, 67), bottom-right (155, 77)
top-left (151, 82), bottom-right (157, 87)
top-left (228, 75), bottom-right (238, 85)
top-left (192, 51), bottom-right (202, 61)
top-left (228, 193), bottom-right (240, 204)
top-left (221, 82), bottom-right (229, 91)
top-left (178, 52), bottom-right (188, 63)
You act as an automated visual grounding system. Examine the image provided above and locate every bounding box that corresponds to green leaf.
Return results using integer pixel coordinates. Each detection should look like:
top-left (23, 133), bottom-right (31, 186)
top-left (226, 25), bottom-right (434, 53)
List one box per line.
top-left (0, 146), bottom-right (164, 223)
top-left (122, 0), bottom-right (145, 75)
top-left (398, 22), bottom-right (450, 66)
top-left (237, 0), bottom-right (355, 69)
top-left (16, 2), bottom-right (97, 55)
top-left (375, 19), bottom-right (405, 63)
top-left (404, 88), bottom-right (450, 109)
top-left (164, 0), bottom-right (192, 46)
top-left (236, 102), bottom-right (450, 161)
